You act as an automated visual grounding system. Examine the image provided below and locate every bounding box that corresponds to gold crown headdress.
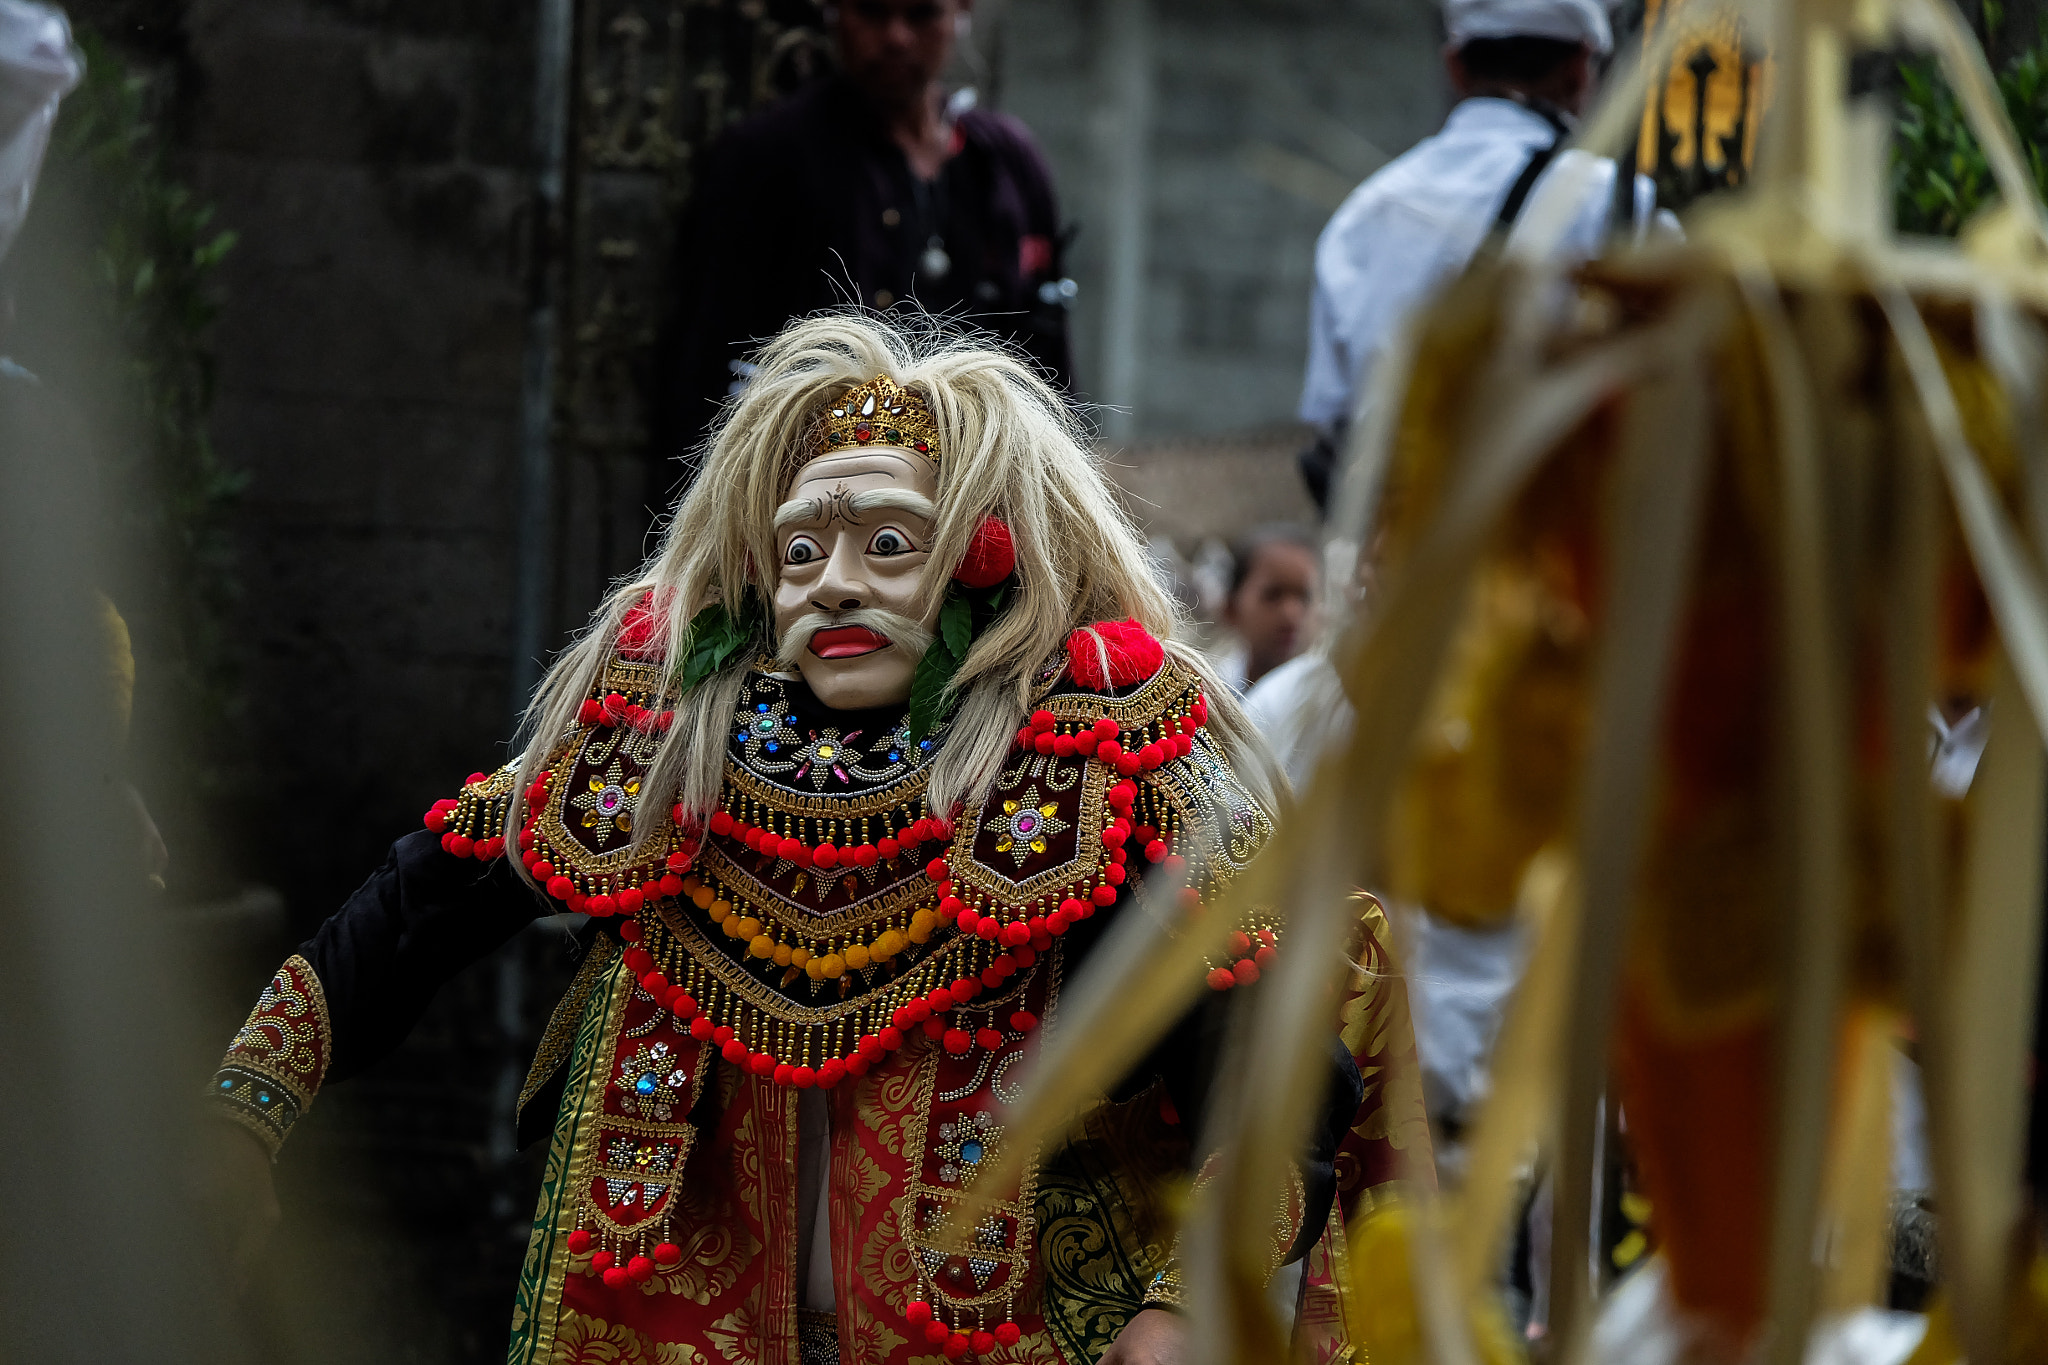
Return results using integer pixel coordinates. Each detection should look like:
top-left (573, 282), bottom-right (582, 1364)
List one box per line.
top-left (812, 374), bottom-right (943, 461)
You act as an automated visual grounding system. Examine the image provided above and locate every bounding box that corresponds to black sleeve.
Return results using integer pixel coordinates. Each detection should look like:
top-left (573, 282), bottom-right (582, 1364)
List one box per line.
top-left (1078, 903), bottom-right (1362, 1265)
top-left (302, 829), bottom-right (548, 1083)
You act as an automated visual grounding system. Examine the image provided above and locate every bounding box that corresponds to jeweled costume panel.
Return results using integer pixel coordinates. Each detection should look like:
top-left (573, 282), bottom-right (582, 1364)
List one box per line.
top-left (212, 638), bottom-right (1417, 1363)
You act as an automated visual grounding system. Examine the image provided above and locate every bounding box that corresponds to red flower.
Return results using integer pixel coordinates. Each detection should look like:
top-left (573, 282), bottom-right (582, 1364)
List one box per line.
top-left (953, 515), bottom-right (1016, 588)
top-left (1064, 619), bottom-right (1165, 689)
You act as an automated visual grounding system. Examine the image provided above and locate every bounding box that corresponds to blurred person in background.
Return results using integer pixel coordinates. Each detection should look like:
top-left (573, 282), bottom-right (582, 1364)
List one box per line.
top-left (662, 0), bottom-right (1076, 456)
top-left (1294, 0), bottom-right (1673, 509)
top-left (1213, 522), bottom-right (1319, 695)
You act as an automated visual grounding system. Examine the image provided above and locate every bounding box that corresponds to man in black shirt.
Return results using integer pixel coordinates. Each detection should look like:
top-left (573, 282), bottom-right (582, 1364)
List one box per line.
top-left (665, 0), bottom-right (1075, 454)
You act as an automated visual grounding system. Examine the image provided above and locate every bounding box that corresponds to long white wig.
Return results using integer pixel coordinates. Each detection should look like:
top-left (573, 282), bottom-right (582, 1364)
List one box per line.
top-left (508, 310), bottom-right (1280, 851)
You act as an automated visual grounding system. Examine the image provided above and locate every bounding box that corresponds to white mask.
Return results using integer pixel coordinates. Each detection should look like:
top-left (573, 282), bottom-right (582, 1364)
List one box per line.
top-left (0, 1), bottom-right (81, 267)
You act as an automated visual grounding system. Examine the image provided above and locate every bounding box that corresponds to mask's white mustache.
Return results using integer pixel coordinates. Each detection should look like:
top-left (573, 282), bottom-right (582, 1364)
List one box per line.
top-left (775, 608), bottom-right (934, 670)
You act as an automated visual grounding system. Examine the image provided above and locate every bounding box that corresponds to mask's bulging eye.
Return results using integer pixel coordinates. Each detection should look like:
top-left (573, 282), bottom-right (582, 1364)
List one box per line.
top-left (868, 526), bottom-right (918, 557)
top-left (785, 535), bottom-right (824, 566)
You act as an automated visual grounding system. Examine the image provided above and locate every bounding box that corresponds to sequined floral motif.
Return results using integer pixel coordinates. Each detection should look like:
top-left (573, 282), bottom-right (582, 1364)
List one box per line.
top-left (935, 1109), bottom-right (1002, 1186)
top-left (982, 787), bottom-right (1069, 866)
top-left (572, 757), bottom-right (642, 846)
top-left (734, 696), bottom-right (804, 773)
top-left (614, 1040), bottom-right (692, 1122)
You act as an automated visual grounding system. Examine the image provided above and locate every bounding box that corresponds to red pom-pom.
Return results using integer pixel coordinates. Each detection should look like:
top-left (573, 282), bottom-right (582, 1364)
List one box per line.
top-left (547, 875), bottom-right (575, 901)
top-left (976, 916), bottom-right (1000, 941)
top-left (654, 1242), bottom-right (681, 1266)
top-left (1001, 920), bottom-right (1031, 947)
top-left (791, 1065), bottom-right (816, 1088)
top-left (956, 909), bottom-right (981, 934)
top-left (944, 1028), bottom-right (972, 1054)
top-left (778, 836), bottom-right (805, 863)
top-left (618, 590), bottom-right (668, 659)
top-left (813, 843), bottom-right (839, 869)
top-left (877, 837), bottom-right (900, 860)
top-left (1064, 619), bottom-right (1166, 690)
top-left (1233, 958), bottom-right (1261, 985)
top-left (659, 874), bottom-right (684, 896)
top-left (721, 1039), bottom-right (748, 1063)
top-left (1010, 1010), bottom-right (1040, 1032)
top-left (972, 1331), bottom-right (997, 1354)
top-left (773, 1064), bottom-right (794, 1086)
top-left (1091, 884), bottom-right (1117, 906)
top-left (567, 1229), bottom-right (593, 1254)
top-left (689, 1016), bottom-right (714, 1039)
top-left (602, 1266), bottom-right (631, 1289)
top-left (954, 515), bottom-right (1017, 588)
top-left (996, 1321), bottom-right (1023, 1346)
top-left (925, 1322), bottom-right (951, 1345)
top-left (749, 1052), bottom-right (778, 1076)
top-left (1034, 730), bottom-right (1058, 755)
top-left (1255, 944), bottom-right (1277, 966)
top-left (1053, 733), bottom-right (1078, 757)
top-left (578, 699), bottom-right (605, 726)
top-left (616, 888), bottom-right (644, 915)
top-left (1145, 839), bottom-right (1169, 863)
top-left (1030, 709), bottom-right (1057, 732)
top-left (586, 894), bottom-right (616, 918)
top-left (1115, 753), bottom-right (1141, 776)
top-left (1207, 967), bottom-right (1237, 991)
top-left (944, 1333), bottom-right (970, 1359)
top-left (590, 1250), bottom-right (614, 1272)
top-left (627, 1254), bottom-right (655, 1282)
top-left (976, 1027), bottom-right (1003, 1050)
top-left (878, 1025), bottom-right (904, 1049)
top-left (854, 843), bottom-right (880, 868)
top-left (926, 856), bottom-right (951, 881)
top-left (817, 1059), bottom-right (847, 1087)
top-left (906, 1300), bottom-right (935, 1325)
top-left (708, 810), bottom-right (734, 836)
top-left (425, 808), bottom-right (449, 833)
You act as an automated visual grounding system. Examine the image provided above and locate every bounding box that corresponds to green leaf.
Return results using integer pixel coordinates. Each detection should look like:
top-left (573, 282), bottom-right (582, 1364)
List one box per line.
top-left (940, 591), bottom-right (973, 662)
top-left (905, 637), bottom-right (960, 745)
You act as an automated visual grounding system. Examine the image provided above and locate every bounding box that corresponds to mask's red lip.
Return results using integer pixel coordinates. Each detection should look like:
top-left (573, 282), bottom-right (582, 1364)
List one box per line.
top-left (809, 625), bottom-right (893, 660)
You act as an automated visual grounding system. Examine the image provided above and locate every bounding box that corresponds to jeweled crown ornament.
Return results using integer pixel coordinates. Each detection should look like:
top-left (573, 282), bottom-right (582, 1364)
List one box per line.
top-left (813, 374), bottom-right (943, 461)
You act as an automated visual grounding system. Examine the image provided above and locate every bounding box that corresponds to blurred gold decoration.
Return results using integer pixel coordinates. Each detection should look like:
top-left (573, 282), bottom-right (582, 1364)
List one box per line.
top-left (971, 0), bottom-right (2048, 1362)
top-left (1638, 0), bottom-right (1773, 206)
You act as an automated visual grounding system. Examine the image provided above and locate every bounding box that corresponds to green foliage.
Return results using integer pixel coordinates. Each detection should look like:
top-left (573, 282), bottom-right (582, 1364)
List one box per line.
top-left (676, 593), bottom-right (767, 696)
top-left (1894, 35), bottom-right (2048, 235)
top-left (907, 583), bottom-right (1007, 744)
top-left (22, 28), bottom-right (245, 805)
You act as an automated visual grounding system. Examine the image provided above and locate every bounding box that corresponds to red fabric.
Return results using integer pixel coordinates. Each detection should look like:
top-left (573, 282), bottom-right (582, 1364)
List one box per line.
top-left (546, 961), bottom-right (1070, 1363)
top-left (1063, 620), bottom-right (1164, 690)
top-left (954, 516), bottom-right (1017, 588)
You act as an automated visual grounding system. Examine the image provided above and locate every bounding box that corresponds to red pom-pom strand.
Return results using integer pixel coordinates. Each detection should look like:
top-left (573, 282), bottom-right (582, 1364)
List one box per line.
top-left (906, 1301), bottom-right (934, 1325)
top-left (654, 1242), bottom-right (681, 1266)
top-left (996, 1322), bottom-right (1023, 1347)
top-left (627, 1255), bottom-right (656, 1282)
top-left (568, 1229), bottom-right (593, 1254)
top-left (603, 1266), bottom-right (631, 1289)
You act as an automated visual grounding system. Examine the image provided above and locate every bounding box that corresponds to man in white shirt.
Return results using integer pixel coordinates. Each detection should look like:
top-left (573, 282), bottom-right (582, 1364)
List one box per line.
top-left (1296, 0), bottom-right (1666, 506)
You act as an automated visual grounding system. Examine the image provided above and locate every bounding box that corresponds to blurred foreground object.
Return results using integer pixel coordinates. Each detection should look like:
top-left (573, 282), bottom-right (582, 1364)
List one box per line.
top-left (1, 4), bottom-right (248, 1357)
top-left (998, 0), bottom-right (2048, 1360)
top-left (0, 0), bottom-right (72, 259)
